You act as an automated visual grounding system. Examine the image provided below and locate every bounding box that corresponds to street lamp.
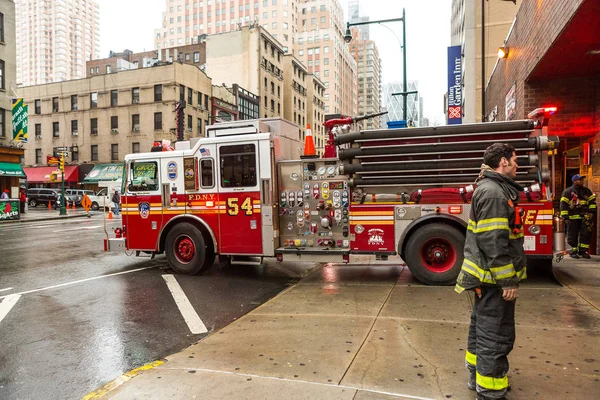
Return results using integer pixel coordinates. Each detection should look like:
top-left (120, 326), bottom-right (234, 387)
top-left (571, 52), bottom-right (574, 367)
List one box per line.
top-left (345, 10), bottom-right (413, 121)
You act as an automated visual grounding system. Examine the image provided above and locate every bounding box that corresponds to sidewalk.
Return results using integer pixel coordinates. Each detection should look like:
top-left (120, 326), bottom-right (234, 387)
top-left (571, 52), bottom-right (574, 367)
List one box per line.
top-left (91, 255), bottom-right (600, 400)
top-left (1, 207), bottom-right (115, 224)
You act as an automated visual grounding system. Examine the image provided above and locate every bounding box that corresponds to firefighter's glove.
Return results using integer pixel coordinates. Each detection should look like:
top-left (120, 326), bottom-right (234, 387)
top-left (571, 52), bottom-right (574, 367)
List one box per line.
top-left (502, 287), bottom-right (518, 302)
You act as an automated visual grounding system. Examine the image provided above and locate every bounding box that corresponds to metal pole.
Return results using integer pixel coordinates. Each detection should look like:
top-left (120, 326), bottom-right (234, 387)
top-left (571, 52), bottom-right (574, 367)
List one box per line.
top-left (481, 0), bottom-right (486, 122)
top-left (60, 155), bottom-right (67, 215)
top-left (402, 8), bottom-right (407, 122)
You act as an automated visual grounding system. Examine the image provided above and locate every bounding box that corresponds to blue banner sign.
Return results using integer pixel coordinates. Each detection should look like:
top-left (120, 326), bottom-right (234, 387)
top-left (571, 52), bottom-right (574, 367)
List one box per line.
top-left (447, 45), bottom-right (462, 125)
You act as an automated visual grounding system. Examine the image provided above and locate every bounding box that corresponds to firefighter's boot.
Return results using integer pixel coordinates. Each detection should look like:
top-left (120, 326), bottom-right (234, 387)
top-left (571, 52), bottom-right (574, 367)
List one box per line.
top-left (579, 252), bottom-right (591, 259)
top-left (570, 251), bottom-right (580, 259)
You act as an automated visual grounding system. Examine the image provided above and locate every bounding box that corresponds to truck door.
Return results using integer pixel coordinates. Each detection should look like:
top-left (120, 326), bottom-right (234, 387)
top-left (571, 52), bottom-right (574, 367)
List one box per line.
top-left (217, 141), bottom-right (263, 255)
top-left (124, 159), bottom-right (163, 251)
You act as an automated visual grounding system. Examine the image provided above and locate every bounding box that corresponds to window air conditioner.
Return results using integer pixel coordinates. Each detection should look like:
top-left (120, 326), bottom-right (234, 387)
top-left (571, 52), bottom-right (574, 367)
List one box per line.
top-left (111, 128), bottom-right (119, 134)
top-left (133, 126), bottom-right (140, 132)
top-left (72, 130), bottom-right (78, 136)
top-left (133, 99), bottom-right (139, 104)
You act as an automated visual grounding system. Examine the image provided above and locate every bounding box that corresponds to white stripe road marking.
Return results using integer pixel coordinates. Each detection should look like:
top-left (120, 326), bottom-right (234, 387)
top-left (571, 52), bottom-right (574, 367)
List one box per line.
top-left (52, 225), bottom-right (104, 233)
top-left (0, 294), bottom-right (21, 324)
top-left (0, 287), bottom-right (13, 293)
top-left (162, 274), bottom-right (208, 335)
top-left (0, 267), bottom-right (156, 300)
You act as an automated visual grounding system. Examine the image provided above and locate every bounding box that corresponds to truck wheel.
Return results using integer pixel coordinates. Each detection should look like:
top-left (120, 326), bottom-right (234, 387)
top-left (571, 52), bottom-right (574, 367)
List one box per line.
top-left (404, 223), bottom-right (465, 285)
top-left (91, 202), bottom-right (99, 211)
top-left (29, 199), bottom-right (37, 207)
top-left (165, 223), bottom-right (207, 275)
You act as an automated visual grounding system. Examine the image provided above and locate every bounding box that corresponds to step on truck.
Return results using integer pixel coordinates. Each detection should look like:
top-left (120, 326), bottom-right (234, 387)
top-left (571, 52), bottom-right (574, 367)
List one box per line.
top-left (105, 108), bottom-right (559, 285)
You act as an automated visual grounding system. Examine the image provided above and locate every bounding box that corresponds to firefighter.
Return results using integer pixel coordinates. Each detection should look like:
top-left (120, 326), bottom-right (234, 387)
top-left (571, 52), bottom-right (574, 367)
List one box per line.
top-left (455, 143), bottom-right (526, 400)
top-left (560, 174), bottom-right (596, 258)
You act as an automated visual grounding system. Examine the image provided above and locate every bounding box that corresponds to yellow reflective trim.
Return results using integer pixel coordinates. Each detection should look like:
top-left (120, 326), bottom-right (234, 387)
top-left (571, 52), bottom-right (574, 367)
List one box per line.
top-left (589, 195), bottom-right (596, 200)
top-left (474, 225), bottom-right (510, 233)
top-left (560, 197), bottom-right (570, 203)
top-left (516, 267), bottom-right (527, 280)
top-left (490, 264), bottom-right (516, 280)
top-left (454, 284), bottom-right (465, 294)
top-left (465, 350), bottom-right (476, 366)
top-left (461, 259), bottom-right (496, 284)
top-left (509, 232), bottom-right (524, 239)
top-left (560, 210), bottom-right (568, 215)
top-left (579, 243), bottom-right (590, 249)
top-left (569, 215), bottom-right (582, 220)
top-left (478, 217), bottom-right (509, 225)
top-left (476, 372), bottom-right (509, 391)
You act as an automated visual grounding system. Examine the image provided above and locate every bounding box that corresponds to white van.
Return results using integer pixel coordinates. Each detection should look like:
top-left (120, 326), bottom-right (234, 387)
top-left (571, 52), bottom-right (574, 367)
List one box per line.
top-left (86, 181), bottom-right (122, 211)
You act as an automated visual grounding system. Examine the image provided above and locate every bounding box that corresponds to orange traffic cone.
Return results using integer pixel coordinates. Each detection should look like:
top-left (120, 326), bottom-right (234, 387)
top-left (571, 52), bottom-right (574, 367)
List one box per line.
top-left (302, 124), bottom-right (317, 158)
top-left (48, 201), bottom-right (52, 210)
top-left (108, 209), bottom-right (113, 220)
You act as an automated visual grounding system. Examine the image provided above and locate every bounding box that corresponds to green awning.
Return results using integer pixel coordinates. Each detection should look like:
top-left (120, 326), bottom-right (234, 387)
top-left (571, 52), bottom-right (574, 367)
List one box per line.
top-left (82, 163), bottom-right (124, 183)
top-left (0, 162), bottom-right (26, 178)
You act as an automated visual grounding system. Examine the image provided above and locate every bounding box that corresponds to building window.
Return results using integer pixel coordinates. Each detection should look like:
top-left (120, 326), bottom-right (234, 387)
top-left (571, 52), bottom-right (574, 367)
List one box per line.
top-left (194, 52), bottom-right (200, 62)
top-left (132, 142), bottom-right (140, 154)
top-left (35, 100), bottom-right (41, 114)
top-left (53, 122), bottom-right (59, 137)
top-left (91, 145), bottom-right (98, 161)
top-left (0, 60), bottom-right (4, 90)
top-left (197, 118), bottom-right (202, 135)
top-left (0, 13), bottom-right (4, 42)
top-left (154, 112), bottom-right (162, 130)
top-left (132, 114), bottom-right (140, 131)
top-left (187, 115), bottom-right (192, 130)
top-left (132, 87), bottom-right (140, 103)
top-left (204, 95), bottom-right (209, 109)
top-left (71, 151), bottom-right (79, 162)
top-left (188, 88), bottom-right (193, 105)
top-left (198, 92), bottom-right (203, 108)
top-left (90, 67), bottom-right (94, 75)
top-left (110, 90), bottom-right (118, 106)
top-left (154, 84), bottom-right (163, 101)
top-left (111, 144), bottom-right (119, 161)
top-left (52, 97), bottom-right (59, 112)
top-left (91, 118), bottom-right (98, 135)
top-left (180, 85), bottom-right (185, 102)
top-left (0, 108), bottom-right (4, 137)
top-left (90, 92), bottom-right (98, 108)
top-left (35, 123), bottom-right (41, 139)
top-left (71, 120), bottom-right (78, 135)
top-left (111, 116), bottom-right (118, 130)
top-left (71, 95), bottom-right (78, 110)
top-left (36, 149), bottom-right (42, 164)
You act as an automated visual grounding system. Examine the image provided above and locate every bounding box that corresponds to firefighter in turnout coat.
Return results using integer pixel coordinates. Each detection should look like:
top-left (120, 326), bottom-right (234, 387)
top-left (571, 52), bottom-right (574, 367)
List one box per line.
top-left (455, 143), bottom-right (526, 400)
top-left (560, 174), bottom-right (596, 258)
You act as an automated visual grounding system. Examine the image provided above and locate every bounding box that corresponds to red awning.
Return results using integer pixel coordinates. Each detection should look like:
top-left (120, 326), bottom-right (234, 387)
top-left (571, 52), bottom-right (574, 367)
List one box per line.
top-left (23, 166), bottom-right (79, 183)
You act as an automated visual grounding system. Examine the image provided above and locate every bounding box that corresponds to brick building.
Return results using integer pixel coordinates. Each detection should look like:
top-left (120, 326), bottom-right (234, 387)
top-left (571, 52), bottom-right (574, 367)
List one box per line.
top-left (485, 0), bottom-right (600, 251)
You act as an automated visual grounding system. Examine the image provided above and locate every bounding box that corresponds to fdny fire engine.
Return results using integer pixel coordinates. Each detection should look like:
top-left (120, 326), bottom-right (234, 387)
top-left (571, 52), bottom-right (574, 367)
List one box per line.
top-left (105, 108), bottom-right (559, 285)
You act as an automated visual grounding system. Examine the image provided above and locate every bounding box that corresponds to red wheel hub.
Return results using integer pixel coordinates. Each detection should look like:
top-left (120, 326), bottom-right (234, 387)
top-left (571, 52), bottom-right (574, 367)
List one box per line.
top-left (174, 235), bottom-right (195, 264)
top-left (419, 237), bottom-right (457, 273)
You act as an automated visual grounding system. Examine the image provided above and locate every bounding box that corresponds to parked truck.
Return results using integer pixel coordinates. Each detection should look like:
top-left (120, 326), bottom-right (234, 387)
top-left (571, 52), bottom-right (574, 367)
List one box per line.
top-left (104, 108), bottom-right (559, 285)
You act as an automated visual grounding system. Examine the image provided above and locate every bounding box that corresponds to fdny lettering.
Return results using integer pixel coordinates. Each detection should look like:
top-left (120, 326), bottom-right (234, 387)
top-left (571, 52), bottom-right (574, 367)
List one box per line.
top-left (227, 197), bottom-right (253, 216)
top-left (188, 193), bottom-right (216, 201)
top-left (524, 209), bottom-right (536, 225)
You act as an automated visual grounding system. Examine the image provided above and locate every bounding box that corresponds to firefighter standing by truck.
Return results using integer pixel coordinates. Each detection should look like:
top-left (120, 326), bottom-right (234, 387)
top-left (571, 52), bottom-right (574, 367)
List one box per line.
top-left (455, 143), bottom-right (526, 400)
top-left (560, 174), bottom-right (596, 259)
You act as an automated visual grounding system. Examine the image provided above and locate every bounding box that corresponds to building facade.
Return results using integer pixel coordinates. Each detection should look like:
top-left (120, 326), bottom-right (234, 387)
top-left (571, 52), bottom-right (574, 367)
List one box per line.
top-left (348, 29), bottom-right (381, 129)
top-left (230, 84), bottom-right (260, 120)
top-left (18, 63), bottom-right (212, 167)
top-left (153, 0), bottom-right (356, 117)
top-left (450, 0), bottom-right (521, 122)
top-left (15, 0), bottom-right (100, 86)
top-left (383, 81), bottom-right (422, 127)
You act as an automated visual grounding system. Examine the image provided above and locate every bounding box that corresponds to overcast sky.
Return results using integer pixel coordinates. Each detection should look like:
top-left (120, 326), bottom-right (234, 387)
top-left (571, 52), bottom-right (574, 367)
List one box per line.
top-left (99, 0), bottom-right (450, 123)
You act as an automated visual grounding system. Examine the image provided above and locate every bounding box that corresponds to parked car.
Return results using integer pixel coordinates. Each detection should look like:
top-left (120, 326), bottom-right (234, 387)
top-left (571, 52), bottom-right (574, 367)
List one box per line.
top-left (27, 188), bottom-right (75, 208)
top-left (66, 189), bottom-right (96, 206)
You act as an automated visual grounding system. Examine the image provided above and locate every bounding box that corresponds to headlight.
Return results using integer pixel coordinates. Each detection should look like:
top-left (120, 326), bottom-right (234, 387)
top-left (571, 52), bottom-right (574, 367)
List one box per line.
top-left (528, 225), bottom-right (541, 235)
top-left (355, 224), bottom-right (364, 234)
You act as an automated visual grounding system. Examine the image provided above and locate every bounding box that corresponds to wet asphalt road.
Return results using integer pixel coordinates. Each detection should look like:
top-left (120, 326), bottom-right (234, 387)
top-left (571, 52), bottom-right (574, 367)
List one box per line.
top-left (0, 216), bottom-right (309, 400)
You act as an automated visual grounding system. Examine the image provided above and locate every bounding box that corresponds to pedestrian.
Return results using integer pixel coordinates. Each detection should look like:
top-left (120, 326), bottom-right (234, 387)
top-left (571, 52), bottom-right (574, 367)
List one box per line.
top-left (1, 189), bottom-right (9, 199)
top-left (560, 174), bottom-right (596, 259)
top-left (112, 189), bottom-right (121, 216)
top-left (19, 191), bottom-right (26, 213)
top-left (455, 143), bottom-right (526, 400)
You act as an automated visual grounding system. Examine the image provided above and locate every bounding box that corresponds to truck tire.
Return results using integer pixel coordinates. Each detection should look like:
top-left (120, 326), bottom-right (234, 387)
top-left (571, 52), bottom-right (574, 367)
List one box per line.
top-left (91, 202), bottom-right (99, 211)
top-left (165, 223), bottom-right (207, 275)
top-left (404, 223), bottom-right (465, 286)
top-left (29, 199), bottom-right (37, 207)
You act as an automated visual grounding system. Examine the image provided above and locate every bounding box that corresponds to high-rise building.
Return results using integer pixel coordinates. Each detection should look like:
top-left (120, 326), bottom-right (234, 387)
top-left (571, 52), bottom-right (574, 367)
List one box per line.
top-left (153, 0), bottom-right (356, 117)
top-left (383, 81), bottom-right (421, 127)
top-left (348, 2), bottom-right (381, 129)
top-left (450, 0), bottom-right (521, 122)
top-left (0, 0), bottom-right (17, 145)
top-left (15, 0), bottom-right (100, 86)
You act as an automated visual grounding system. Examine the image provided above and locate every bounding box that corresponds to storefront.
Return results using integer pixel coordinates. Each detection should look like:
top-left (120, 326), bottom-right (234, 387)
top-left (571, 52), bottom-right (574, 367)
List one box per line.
top-left (82, 163), bottom-right (124, 191)
top-left (485, 0), bottom-right (600, 252)
top-left (0, 147), bottom-right (26, 221)
top-left (23, 166), bottom-right (79, 187)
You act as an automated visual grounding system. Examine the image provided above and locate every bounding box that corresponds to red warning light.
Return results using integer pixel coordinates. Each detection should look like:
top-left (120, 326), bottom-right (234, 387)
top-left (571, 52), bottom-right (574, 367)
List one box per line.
top-left (543, 107), bottom-right (557, 114)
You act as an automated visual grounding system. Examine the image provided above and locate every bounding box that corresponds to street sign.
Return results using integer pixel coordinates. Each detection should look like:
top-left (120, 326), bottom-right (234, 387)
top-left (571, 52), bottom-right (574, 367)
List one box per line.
top-left (47, 156), bottom-right (59, 165)
top-left (12, 98), bottom-right (28, 143)
top-left (81, 194), bottom-right (92, 212)
top-left (56, 146), bottom-right (68, 151)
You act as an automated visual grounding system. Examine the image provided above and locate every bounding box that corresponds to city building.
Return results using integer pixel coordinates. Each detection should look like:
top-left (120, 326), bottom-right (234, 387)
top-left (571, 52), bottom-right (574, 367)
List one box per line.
top-left (153, 0), bottom-right (356, 117)
top-left (211, 84), bottom-right (238, 122)
top-left (348, 0), bottom-right (369, 40)
top-left (0, 0), bottom-right (26, 202)
top-left (306, 74), bottom-right (326, 153)
top-left (348, 27), bottom-right (382, 129)
top-left (485, 0), bottom-right (600, 252)
top-left (86, 44), bottom-right (207, 78)
top-left (15, 0), bottom-right (100, 86)
top-left (450, 0), bottom-right (521, 122)
top-left (230, 84), bottom-right (260, 120)
top-left (383, 81), bottom-right (422, 127)
top-left (18, 63), bottom-right (212, 173)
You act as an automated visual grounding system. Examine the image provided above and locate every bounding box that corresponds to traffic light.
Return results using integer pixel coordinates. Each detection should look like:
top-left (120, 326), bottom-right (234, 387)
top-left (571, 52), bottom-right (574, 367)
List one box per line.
top-left (59, 155), bottom-right (65, 171)
top-left (49, 172), bottom-right (58, 182)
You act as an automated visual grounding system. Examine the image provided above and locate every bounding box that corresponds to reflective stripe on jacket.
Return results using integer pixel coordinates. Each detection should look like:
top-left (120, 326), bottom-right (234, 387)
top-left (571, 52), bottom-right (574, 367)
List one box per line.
top-left (560, 185), bottom-right (596, 219)
top-left (455, 171), bottom-right (527, 293)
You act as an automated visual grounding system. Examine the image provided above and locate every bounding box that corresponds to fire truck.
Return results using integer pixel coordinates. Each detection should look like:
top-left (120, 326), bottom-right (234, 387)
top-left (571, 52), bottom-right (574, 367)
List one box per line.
top-left (105, 108), bottom-right (559, 285)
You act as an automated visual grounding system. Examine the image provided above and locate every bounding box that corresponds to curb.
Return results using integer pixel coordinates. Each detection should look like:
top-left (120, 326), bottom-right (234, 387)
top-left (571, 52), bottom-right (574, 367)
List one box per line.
top-left (1, 213), bottom-right (96, 224)
top-left (81, 360), bottom-right (164, 399)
